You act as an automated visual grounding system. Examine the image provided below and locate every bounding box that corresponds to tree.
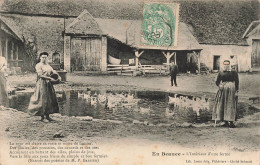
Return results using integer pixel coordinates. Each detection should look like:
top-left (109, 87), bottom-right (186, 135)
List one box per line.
top-left (22, 35), bottom-right (38, 72)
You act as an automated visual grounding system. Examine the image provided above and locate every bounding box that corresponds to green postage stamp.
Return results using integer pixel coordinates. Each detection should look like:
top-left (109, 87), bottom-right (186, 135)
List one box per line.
top-left (141, 2), bottom-right (179, 48)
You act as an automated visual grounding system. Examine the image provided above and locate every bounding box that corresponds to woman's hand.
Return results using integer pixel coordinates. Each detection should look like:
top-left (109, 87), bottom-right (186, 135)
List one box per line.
top-left (50, 78), bottom-right (56, 82)
top-left (40, 75), bottom-right (51, 80)
top-left (235, 90), bottom-right (239, 96)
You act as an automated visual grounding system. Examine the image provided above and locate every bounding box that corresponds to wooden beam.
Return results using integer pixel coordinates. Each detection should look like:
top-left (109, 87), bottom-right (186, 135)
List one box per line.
top-left (162, 51), bottom-right (167, 58)
top-left (135, 50), bottom-right (144, 58)
top-left (139, 50), bottom-right (144, 57)
top-left (170, 52), bottom-right (175, 57)
top-left (193, 51), bottom-right (198, 57)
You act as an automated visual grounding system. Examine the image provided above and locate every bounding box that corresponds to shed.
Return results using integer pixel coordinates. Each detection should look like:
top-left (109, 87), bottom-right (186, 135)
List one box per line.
top-left (243, 20), bottom-right (260, 70)
top-left (0, 15), bottom-right (24, 71)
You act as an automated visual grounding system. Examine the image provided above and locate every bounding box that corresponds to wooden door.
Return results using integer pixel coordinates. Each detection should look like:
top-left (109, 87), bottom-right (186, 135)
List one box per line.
top-left (70, 38), bottom-right (85, 71)
top-left (252, 40), bottom-right (260, 68)
top-left (85, 38), bottom-right (101, 71)
top-left (71, 37), bottom-right (102, 71)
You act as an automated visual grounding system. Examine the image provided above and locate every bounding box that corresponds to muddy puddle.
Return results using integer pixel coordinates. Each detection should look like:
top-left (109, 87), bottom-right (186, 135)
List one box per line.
top-left (8, 89), bottom-right (258, 125)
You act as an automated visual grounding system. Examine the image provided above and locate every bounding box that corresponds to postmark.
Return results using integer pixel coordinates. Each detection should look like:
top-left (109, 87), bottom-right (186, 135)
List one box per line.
top-left (141, 2), bottom-right (179, 48)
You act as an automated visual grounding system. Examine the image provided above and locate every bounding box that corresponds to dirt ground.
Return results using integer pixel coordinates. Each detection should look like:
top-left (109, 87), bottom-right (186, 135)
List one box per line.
top-left (1, 72), bottom-right (260, 152)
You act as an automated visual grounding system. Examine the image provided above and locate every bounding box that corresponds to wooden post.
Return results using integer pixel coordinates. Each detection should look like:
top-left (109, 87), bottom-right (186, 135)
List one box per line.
top-left (174, 52), bottom-right (177, 64)
top-left (197, 51), bottom-right (200, 73)
top-left (135, 51), bottom-right (139, 70)
top-left (135, 50), bottom-right (144, 70)
top-left (193, 51), bottom-right (200, 73)
top-left (162, 51), bottom-right (175, 71)
top-left (16, 45), bottom-right (19, 66)
top-left (5, 38), bottom-right (8, 67)
top-left (64, 35), bottom-right (71, 72)
top-left (11, 42), bottom-right (14, 67)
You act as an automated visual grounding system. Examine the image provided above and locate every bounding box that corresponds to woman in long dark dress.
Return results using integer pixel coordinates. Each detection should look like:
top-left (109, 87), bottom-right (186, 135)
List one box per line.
top-left (28, 52), bottom-right (60, 121)
top-left (212, 60), bottom-right (239, 128)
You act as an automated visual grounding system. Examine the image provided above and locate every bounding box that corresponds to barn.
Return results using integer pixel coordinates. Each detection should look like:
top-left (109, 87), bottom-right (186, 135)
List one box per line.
top-left (63, 10), bottom-right (202, 73)
top-left (0, 0), bottom-right (259, 73)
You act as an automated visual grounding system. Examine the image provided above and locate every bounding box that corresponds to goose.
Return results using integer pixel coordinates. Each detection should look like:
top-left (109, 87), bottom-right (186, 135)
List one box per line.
top-left (56, 93), bottom-right (63, 98)
top-left (165, 107), bottom-right (175, 117)
top-left (126, 94), bottom-right (137, 103)
top-left (78, 92), bottom-right (84, 98)
top-left (98, 94), bottom-right (107, 103)
top-left (83, 93), bottom-right (90, 100)
top-left (90, 96), bottom-right (98, 106)
top-left (139, 106), bottom-right (151, 114)
top-left (107, 99), bottom-right (117, 109)
top-left (192, 97), bottom-right (201, 116)
top-left (169, 94), bottom-right (178, 104)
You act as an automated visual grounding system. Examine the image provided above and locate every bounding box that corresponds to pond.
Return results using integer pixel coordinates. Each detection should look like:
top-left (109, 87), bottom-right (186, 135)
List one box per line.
top-left (8, 89), bottom-right (258, 125)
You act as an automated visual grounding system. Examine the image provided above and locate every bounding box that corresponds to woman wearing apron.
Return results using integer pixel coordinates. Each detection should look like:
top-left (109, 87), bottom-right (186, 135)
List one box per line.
top-left (212, 60), bottom-right (239, 128)
top-left (28, 52), bottom-right (60, 121)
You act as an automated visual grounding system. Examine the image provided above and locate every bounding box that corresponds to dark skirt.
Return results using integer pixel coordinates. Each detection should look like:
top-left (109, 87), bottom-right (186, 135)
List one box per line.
top-left (212, 82), bottom-right (237, 121)
top-left (28, 78), bottom-right (59, 116)
top-left (0, 72), bottom-right (8, 107)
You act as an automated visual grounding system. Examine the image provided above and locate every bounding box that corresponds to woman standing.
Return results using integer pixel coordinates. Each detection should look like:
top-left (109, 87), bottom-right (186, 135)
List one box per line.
top-left (28, 52), bottom-right (60, 121)
top-left (212, 60), bottom-right (239, 128)
top-left (0, 56), bottom-right (8, 107)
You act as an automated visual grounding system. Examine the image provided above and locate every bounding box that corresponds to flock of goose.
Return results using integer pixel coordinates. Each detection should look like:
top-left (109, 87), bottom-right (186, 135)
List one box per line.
top-left (168, 94), bottom-right (210, 115)
top-left (77, 91), bottom-right (141, 111)
top-left (72, 91), bottom-right (210, 117)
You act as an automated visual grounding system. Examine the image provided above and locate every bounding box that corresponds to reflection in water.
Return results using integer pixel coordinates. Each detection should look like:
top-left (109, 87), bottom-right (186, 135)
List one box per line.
top-left (9, 90), bottom-right (214, 124)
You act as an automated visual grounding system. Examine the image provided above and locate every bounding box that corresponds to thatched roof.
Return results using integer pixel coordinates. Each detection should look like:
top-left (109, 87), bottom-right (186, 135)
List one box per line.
top-left (74, 11), bottom-right (202, 50)
top-left (0, 15), bottom-right (23, 41)
top-left (0, 10), bottom-right (201, 53)
top-left (1, 0), bottom-right (259, 45)
top-left (0, 13), bottom-right (74, 54)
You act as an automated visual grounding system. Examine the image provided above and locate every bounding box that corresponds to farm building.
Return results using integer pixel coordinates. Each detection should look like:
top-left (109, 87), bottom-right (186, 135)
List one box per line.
top-left (0, 15), bottom-right (24, 72)
top-left (242, 20), bottom-right (260, 71)
top-left (0, 0), bottom-right (259, 73)
top-left (63, 10), bottom-right (202, 73)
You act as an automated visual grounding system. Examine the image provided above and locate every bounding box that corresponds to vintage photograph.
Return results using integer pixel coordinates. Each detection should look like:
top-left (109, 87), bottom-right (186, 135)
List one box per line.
top-left (0, 0), bottom-right (259, 164)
